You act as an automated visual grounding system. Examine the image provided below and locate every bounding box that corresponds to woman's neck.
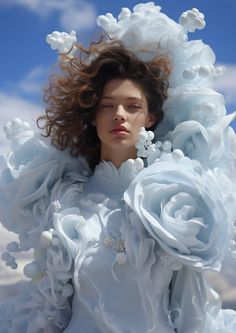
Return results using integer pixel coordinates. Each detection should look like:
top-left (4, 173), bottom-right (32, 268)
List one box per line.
top-left (100, 146), bottom-right (137, 169)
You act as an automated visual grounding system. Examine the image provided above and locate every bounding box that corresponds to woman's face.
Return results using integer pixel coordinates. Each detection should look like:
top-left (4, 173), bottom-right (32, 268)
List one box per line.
top-left (94, 79), bottom-right (155, 157)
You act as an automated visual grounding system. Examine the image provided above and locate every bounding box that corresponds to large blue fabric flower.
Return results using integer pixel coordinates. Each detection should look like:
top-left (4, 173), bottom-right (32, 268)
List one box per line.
top-left (124, 156), bottom-right (233, 271)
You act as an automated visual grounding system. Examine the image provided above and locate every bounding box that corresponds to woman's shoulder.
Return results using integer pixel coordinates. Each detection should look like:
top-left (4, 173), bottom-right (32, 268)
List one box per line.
top-left (0, 118), bottom-right (91, 253)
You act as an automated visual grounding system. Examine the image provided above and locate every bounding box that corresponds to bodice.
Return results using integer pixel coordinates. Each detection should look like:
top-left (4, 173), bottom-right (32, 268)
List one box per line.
top-left (58, 159), bottom-right (177, 333)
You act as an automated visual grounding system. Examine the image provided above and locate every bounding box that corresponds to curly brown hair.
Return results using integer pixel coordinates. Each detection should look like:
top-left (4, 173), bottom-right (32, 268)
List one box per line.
top-left (37, 39), bottom-right (171, 169)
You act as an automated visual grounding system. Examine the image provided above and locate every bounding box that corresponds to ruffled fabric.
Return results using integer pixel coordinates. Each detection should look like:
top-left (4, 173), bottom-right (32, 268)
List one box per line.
top-left (0, 121), bottom-right (91, 332)
top-left (124, 155), bottom-right (233, 271)
top-left (0, 246), bottom-right (73, 333)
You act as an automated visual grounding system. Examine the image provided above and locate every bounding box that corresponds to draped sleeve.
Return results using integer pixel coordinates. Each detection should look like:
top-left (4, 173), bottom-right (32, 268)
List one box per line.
top-left (0, 119), bottom-right (90, 332)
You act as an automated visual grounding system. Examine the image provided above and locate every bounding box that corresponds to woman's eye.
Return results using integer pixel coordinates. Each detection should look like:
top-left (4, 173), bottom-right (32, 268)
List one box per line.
top-left (128, 104), bottom-right (142, 110)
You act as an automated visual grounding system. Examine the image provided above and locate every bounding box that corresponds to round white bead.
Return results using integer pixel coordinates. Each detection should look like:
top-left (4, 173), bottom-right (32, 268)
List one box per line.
top-left (1, 252), bottom-right (10, 261)
top-left (7, 255), bottom-right (15, 265)
top-left (11, 262), bottom-right (18, 270)
top-left (116, 252), bottom-right (127, 265)
top-left (183, 69), bottom-right (196, 80)
top-left (7, 241), bottom-right (20, 252)
top-left (40, 231), bottom-right (53, 247)
top-left (172, 149), bottom-right (184, 161)
top-left (198, 65), bottom-right (211, 78)
top-left (162, 140), bottom-right (172, 152)
top-left (23, 262), bottom-right (39, 278)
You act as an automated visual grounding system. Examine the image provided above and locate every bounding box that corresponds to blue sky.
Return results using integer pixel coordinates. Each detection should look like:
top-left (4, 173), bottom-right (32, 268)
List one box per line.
top-left (0, 0), bottom-right (235, 150)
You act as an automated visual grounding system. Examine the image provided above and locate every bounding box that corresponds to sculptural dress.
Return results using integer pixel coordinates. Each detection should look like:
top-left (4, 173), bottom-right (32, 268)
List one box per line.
top-left (55, 158), bottom-right (236, 333)
top-left (1, 132), bottom-right (236, 333)
top-left (60, 158), bottom-right (180, 333)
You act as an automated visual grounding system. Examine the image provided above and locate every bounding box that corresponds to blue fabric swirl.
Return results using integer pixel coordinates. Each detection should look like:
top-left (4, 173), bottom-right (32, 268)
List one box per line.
top-left (124, 156), bottom-right (233, 271)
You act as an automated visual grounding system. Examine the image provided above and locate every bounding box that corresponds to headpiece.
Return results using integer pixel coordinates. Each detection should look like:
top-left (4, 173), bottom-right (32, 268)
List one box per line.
top-left (46, 2), bottom-right (236, 176)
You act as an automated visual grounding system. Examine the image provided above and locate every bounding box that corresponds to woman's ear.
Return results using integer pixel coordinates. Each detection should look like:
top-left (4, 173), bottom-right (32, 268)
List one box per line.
top-left (145, 113), bottom-right (155, 128)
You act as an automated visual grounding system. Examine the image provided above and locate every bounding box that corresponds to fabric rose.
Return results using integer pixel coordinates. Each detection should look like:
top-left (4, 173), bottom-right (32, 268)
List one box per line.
top-left (124, 156), bottom-right (233, 271)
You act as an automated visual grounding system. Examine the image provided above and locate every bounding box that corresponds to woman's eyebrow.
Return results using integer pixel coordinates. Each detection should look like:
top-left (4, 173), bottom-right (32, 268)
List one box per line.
top-left (126, 97), bottom-right (144, 102)
top-left (101, 96), bottom-right (144, 102)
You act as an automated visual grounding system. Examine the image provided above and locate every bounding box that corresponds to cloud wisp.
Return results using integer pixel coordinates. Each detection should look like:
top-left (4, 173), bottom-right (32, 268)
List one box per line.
top-left (213, 63), bottom-right (236, 110)
top-left (18, 65), bottom-right (49, 96)
top-left (0, 91), bottom-right (43, 153)
top-left (0, 0), bottom-right (97, 31)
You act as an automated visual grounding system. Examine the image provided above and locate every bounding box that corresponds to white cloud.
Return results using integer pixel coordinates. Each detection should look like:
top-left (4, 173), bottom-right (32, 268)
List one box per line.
top-left (18, 65), bottom-right (48, 95)
top-left (213, 64), bottom-right (236, 108)
top-left (0, 91), bottom-right (43, 153)
top-left (60, 2), bottom-right (96, 31)
top-left (0, 0), bottom-right (97, 30)
top-left (0, 65), bottom-right (51, 153)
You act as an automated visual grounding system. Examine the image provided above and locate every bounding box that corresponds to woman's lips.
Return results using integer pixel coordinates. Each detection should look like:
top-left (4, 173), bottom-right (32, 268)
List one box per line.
top-left (110, 126), bottom-right (129, 135)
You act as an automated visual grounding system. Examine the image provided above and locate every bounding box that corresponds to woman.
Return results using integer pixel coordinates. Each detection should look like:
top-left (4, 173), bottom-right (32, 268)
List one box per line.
top-left (40, 41), bottom-right (174, 333)
top-left (1, 3), bottom-right (236, 333)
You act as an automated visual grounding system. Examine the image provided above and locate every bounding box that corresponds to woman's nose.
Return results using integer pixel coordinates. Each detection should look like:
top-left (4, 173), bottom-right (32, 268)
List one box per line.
top-left (113, 105), bottom-right (126, 121)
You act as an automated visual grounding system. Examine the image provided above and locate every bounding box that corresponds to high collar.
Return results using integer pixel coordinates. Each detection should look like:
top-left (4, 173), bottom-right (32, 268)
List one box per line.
top-left (86, 158), bottom-right (144, 195)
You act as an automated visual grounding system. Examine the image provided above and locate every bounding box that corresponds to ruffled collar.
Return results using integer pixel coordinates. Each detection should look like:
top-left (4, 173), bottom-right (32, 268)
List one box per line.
top-left (86, 158), bottom-right (144, 195)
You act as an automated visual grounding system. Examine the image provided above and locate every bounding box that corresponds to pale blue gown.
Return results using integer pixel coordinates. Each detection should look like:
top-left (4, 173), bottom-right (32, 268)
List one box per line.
top-left (0, 129), bottom-right (236, 332)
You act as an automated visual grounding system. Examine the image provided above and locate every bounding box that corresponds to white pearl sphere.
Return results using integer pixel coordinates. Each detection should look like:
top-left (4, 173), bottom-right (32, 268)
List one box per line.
top-left (1, 252), bottom-right (10, 261)
top-left (41, 231), bottom-right (53, 247)
top-left (198, 65), bottom-right (211, 78)
top-left (172, 149), bottom-right (184, 161)
top-left (7, 241), bottom-right (20, 252)
top-left (116, 252), bottom-right (127, 265)
top-left (23, 262), bottom-right (39, 278)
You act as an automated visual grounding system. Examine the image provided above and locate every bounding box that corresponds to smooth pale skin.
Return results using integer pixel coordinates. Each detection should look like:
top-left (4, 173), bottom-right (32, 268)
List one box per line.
top-left (93, 79), bottom-right (155, 168)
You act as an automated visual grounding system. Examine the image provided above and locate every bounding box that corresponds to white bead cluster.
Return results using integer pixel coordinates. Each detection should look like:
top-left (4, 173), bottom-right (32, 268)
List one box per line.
top-left (179, 8), bottom-right (205, 32)
top-left (149, 140), bottom-right (172, 160)
top-left (183, 64), bottom-right (225, 80)
top-left (3, 118), bottom-right (31, 140)
top-left (1, 251), bottom-right (18, 269)
top-left (1, 241), bottom-right (21, 270)
top-left (46, 30), bottom-right (77, 56)
top-left (147, 139), bottom-right (186, 165)
top-left (23, 226), bottom-right (74, 330)
top-left (135, 127), bottom-right (156, 158)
